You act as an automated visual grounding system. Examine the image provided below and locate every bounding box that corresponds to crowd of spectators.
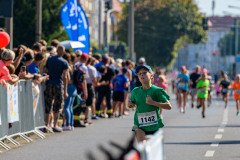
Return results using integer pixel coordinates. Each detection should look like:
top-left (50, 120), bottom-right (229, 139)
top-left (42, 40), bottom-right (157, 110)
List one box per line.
top-left (1, 29), bottom-right (165, 133)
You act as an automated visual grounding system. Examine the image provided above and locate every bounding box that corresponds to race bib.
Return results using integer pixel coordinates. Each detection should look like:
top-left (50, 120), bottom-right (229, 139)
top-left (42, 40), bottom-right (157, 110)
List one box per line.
top-left (222, 88), bottom-right (228, 93)
top-left (199, 89), bottom-right (206, 94)
top-left (178, 82), bottom-right (186, 88)
top-left (138, 111), bottom-right (158, 127)
top-left (235, 89), bottom-right (240, 94)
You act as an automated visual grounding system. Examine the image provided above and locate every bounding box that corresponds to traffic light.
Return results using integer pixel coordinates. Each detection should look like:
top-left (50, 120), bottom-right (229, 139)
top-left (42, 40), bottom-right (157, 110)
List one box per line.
top-left (202, 17), bottom-right (208, 30)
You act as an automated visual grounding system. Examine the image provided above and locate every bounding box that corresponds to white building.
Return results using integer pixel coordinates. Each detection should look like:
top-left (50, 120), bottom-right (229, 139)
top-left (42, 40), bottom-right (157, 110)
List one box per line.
top-left (175, 16), bottom-right (238, 74)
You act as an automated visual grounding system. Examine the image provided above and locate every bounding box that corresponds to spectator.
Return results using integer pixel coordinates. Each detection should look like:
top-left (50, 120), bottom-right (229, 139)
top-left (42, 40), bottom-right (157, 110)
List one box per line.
top-left (15, 49), bottom-right (35, 80)
top-left (28, 52), bottom-right (49, 84)
top-left (12, 45), bottom-right (27, 69)
top-left (44, 45), bottom-right (69, 132)
top-left (73, 53), bottom-right (89, 127)
top-left (112, 67), bottom-right (129, 117)
top-left (0, 49), bottom-right (19, 87)
top-left (32, 42), bottom-right (43, 53)
top-left (95, 55), bottom-right (116, 118)
top-left (85, 56), bottom-right (98, 122)
top-left (39, 39), bottom-right (47, 47)
top-left (62, 53), bottom-right (77, 131)
top-left (51, 39), bottom-right (59, 48)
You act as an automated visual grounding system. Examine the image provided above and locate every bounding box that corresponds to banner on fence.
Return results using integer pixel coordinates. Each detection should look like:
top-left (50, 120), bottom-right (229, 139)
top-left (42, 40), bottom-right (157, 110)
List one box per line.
top-left (32, 83), bottom-right (40, 116)
top-left (7, 84), bottom-right (19, 123)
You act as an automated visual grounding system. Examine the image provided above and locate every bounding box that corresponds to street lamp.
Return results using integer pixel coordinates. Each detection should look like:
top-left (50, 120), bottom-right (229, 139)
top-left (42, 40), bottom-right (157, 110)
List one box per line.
top-left (105, 9), bottom-right (117, 53)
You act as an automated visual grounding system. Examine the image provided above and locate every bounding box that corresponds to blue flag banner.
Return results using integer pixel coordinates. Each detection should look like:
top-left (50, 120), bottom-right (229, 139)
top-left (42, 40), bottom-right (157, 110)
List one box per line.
top-left (60, 0), bottom-right (90, 53)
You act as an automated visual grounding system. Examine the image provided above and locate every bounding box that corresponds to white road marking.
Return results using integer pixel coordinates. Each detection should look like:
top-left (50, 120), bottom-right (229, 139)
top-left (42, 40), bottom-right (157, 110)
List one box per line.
top-left (205, 151), bottom-right (215, 157)
top-left (215, 134), bottom-right (222, 139)
top-left (211, 142), bottom-right (219, 147)
top-left (222, 121), bottom-right (227, 125)
top-left (218, 128), bottom-right (224, 133)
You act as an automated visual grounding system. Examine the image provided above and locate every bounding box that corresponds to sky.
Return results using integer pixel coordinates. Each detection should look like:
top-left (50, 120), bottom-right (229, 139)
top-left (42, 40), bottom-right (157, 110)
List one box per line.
top-left (196, 0), bottom-right (240, 16)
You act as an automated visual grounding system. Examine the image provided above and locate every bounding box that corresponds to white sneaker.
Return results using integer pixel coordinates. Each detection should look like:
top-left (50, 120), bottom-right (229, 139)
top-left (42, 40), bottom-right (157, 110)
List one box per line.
top-left (180, 107), bottom-right (185, 113)
top-left (62, 126), bottom-right (71, 131)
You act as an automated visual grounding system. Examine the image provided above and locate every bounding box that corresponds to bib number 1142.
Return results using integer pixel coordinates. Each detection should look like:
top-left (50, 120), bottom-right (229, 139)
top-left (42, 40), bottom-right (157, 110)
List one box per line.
top-left (138, 111), bottom-right (158, 127)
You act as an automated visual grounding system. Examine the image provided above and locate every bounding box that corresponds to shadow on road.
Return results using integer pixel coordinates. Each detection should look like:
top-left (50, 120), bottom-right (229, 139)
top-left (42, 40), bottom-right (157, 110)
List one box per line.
top-left (165, 140), bottom-right (240, 145)
top-left (165, 125), bottom-right (219, 129)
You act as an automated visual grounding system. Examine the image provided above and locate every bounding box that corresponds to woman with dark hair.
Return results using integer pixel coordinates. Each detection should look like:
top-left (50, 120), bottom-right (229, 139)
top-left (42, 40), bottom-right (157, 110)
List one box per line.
top-left (15, 49), bottom-right (36, 80)
top-left (62, 53), bottom-right (77, 130)
top-left (13, 45), bottom-right (27, 69)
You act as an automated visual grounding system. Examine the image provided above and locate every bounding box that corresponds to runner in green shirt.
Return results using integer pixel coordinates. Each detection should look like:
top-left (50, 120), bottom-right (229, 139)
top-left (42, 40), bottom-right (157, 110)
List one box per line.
top-left (129, 65), bottom-right (172, 143)
top-left (196, 73), bottom-right (209, 118)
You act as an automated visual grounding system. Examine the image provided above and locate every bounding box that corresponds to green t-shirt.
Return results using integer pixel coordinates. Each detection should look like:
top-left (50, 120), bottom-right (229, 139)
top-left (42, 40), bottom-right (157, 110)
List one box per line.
top-left (130, 85), bottom-right (170, 132)
top-left (197, 79), bottom-right (210, 98)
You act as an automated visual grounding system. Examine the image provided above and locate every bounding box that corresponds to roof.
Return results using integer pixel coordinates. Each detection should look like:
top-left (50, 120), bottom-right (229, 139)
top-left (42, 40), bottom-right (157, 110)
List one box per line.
top-left (208, 16), bottom-right (240, 31)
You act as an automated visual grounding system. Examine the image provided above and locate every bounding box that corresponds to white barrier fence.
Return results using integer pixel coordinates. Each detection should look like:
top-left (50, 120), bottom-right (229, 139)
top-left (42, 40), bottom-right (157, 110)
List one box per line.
top-left (124, 130), bottom-right (164, 160)
top-left (0, 80), bottom-right (51, 150)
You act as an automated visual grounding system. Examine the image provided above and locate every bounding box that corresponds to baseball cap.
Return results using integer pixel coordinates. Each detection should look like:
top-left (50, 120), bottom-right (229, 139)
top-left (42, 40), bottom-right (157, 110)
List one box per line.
top-left (136, 65), bottom-right (153, 73)
top-left (80, 53), bottom-right (89, 60)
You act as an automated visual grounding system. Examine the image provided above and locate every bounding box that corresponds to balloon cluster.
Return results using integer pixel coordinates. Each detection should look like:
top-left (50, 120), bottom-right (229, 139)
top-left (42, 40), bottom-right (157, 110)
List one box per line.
top-left (0, 32), bottom-right (10, 48)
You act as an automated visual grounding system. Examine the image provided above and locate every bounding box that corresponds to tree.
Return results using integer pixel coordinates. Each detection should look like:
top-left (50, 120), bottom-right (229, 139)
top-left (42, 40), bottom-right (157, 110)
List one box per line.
top-left (12, 0), bottom-right (68, 48)
top-left (117, 0), bottom-right (207, 68)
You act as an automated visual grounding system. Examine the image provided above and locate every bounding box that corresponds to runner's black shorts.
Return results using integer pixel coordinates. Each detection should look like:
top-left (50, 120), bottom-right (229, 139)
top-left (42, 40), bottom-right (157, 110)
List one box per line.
top-left (112, 91), bottom-right (124, 102)
top-left (133, 129), bottom-right (159, 135)
top-left (86, 84), bottom-right (95, 106)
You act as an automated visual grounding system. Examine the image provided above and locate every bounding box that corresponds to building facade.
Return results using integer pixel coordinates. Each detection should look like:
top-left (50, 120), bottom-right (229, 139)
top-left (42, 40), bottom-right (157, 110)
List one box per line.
top-left (175, 16), bottom-right (238, 74)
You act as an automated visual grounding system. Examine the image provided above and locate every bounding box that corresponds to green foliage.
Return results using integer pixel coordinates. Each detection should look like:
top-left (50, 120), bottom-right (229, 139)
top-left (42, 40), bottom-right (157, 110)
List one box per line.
top-left (13, 0), bottom-right (68, 48)
top-left (117, 0), bottom-right (207, 68)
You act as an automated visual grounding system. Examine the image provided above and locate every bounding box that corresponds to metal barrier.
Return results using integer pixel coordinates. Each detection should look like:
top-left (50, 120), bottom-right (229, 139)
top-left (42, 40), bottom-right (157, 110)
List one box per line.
top-left (124, 130), bottom-right (164, 160)
top-left (0, 80), bottom-right (48, 150)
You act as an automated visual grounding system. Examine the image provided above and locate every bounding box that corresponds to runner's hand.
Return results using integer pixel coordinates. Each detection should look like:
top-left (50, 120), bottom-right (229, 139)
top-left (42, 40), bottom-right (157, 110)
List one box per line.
top-left (128, 101), bottom-right (136, 108)
top-left (146, 95), bottom-right (154, 105)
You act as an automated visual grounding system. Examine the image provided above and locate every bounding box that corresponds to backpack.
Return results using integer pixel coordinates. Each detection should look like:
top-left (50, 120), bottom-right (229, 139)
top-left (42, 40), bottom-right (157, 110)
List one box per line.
top-left (73, 63), bottom-right (86, 88)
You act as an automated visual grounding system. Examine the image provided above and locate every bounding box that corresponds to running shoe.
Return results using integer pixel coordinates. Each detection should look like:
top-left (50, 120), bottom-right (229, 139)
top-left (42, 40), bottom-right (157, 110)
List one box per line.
top-left (197, 105), bottom-right (201, 109)
top-left (92, 115), bottom-right (99, 120)
top-left (191, 103), bottom-right (194, 108)
top-left (237, 112), bottom-right (239, 116)
top-left (180, 107), bottom-right (184, 113)
top-left (202, 112), bottom-right (205, 118)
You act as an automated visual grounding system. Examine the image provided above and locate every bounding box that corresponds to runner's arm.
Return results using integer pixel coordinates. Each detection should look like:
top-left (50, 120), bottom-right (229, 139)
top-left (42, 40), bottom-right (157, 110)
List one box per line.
top-left (146, 95), bottom-right (172, 110)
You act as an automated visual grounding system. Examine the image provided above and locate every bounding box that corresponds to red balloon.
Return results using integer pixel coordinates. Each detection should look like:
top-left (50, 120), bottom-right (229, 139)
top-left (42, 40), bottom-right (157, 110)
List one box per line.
top-left (0, 32), bottom-right (10, 48)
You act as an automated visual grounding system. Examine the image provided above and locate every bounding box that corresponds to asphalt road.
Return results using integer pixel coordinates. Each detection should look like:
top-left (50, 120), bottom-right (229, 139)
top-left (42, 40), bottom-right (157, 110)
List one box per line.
top-left (1, 93), bottom-right (240, 160)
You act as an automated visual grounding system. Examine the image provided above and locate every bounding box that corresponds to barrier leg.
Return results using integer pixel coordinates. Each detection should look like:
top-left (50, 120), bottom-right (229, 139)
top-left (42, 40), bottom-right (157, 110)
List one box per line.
top-left (19, 134), bottom-right (31, 143)
top-left (45, 126), bottom-right (54, 134)
top-left (6, 136), bottom-right (20, 146)
top-left (0, 141), bottom-right (11, 150)
top-left (33, 130), bottom-right (45, 139)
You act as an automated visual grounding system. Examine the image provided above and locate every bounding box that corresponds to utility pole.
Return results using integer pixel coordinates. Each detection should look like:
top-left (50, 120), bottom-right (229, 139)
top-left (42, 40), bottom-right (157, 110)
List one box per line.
top-left (106, 9), bottom-right (116, 53)
top-left (36, 0), bottom-right (42, 42)
top-left (4, 18), bottom-right (13, 50)
top-left (98, 0), bottom-right (104, 50)
top-left (235, 19), bottom-right (238, 75)
top-left (128, 0), bottom-right (135, 61)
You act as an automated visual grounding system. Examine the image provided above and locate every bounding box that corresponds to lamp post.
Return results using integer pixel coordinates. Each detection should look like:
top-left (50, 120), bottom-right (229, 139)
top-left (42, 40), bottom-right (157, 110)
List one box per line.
top-left (128, 0), bottom-right (135, 61)
top-left (105, 9), bottom-right (117, 53)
